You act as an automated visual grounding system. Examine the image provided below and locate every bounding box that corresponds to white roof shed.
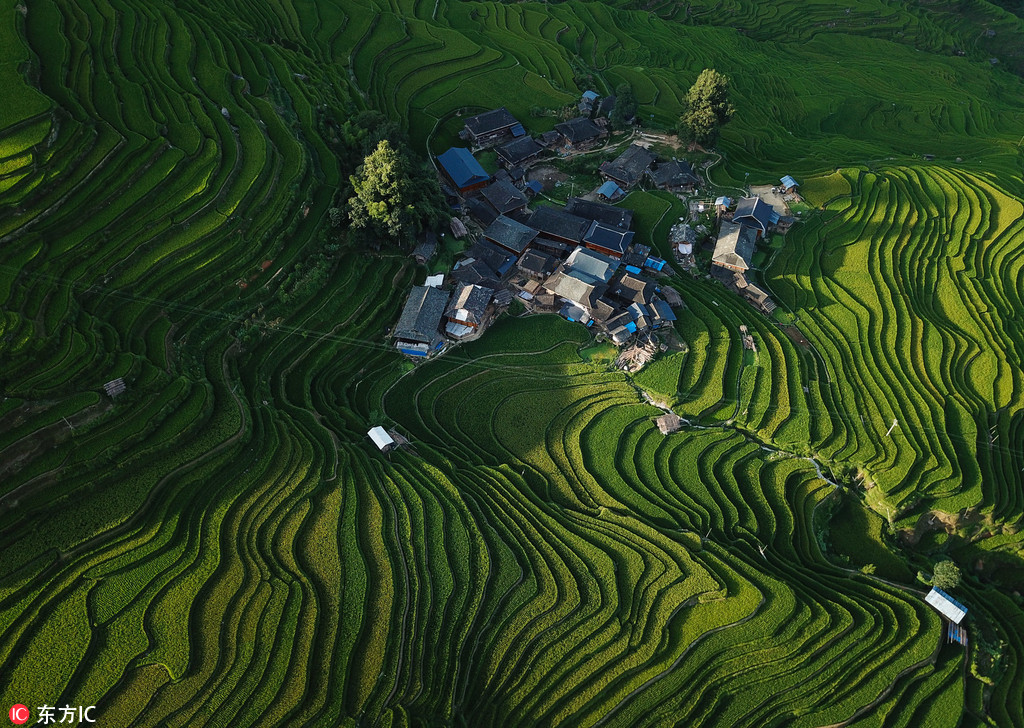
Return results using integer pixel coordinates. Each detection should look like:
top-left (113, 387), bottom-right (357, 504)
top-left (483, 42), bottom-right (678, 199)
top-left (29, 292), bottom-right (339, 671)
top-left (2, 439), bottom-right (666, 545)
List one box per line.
top-left (925, 587), bottom-right (967, 624)
top-left (368, 426), bottom-right (395, 451)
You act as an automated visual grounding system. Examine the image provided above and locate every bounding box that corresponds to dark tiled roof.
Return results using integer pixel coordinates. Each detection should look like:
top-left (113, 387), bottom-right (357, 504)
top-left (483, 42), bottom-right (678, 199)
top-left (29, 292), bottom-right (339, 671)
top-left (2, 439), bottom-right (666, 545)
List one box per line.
top-left (527, 206), bottom-right (591, 244)
top-left (497, 137), bottom-right (543, 166)
top-left (394, 285), bottom-right (450, 345)
top-left (482, 214), bottom-right (538, 254)
top-left (466, 198), bottom-right (499, 226)
top-left (733, 197), bottom-right (780, 232)
top-left (517, 249), bottom-right (557, 277)
top-left (533, 237), bottom-right (570, 254)
top-left (480, 179), bottom-right (529, 215)
top-left (437, 147), bottom-right (490, 189)
top-left (539, 130), bottom-right (563, 147)
top-left (606, 311), bottom-right (634, 331)
top-left (464, 107), bottom-right (519, 136)
top-left (446, 283), bottom-right (493, 325)
top-left (565, 197), bottom-right (633, 230)
top-left (554, 117), bottom-right (604, 144)
top-left (466, 239), bottom-right (516, 277)
top-left (712, 221), bottom-right (758, 270)
top-left (450, 259), bottom-right (500, 289)
top-left (648, 160), bottom-right (700, 189)
top-left (583, 220), bottom-right (634, 256)
top-left (590, 298), bottom-right (616, 323)
top-left (600, 144), bottom-right (656, 187)
top-left (611, 272), bottom-right (655, 304)
top-left (411, 231), bottom-right (438, 261)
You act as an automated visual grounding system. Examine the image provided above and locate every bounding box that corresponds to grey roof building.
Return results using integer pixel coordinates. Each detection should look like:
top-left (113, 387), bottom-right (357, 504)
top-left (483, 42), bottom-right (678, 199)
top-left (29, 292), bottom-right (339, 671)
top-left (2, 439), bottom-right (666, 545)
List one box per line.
top-left (482, 214), bottom-right (539, 254)
top-left (411, 231), bottom-right (438, 264)
top-left (712, 221), bottom-right (758, 272)
top-left (461, 107), bottom-right (522, 146)
top-left (497, 136), bottom-right (544, 167)
top-left (539, 130), bottom-right (563, 147)
top-left (600, 144), bottom-right (656, 188)
top-left (554, 117), bottom-right (605, 146)
top-left (466, 197), bottom-right (499, 226)
top-left (611, 272), bottom-right (656, 305)
top-left (394, 285), bottom-right (451, 354)
top-left (462, 239), bottom-right (515, 279)
top-left (582, 220), bottom-right (634, 258)
top-left (733, 197), bottom-right (780, 236)
top-left (446, 283), bottom-right (493, 328)
top-left (527, 206), bottom-right (591, 245)
top-left (648, 160), bottom-right (700, 191)
top-left (450, 259), bottom-right (501, 289)
top-left (517, 249), bottom-right (557, 279)
top-left (565, 197), bottom-right (633, 230)
top-left (545, 271), bottom-right (607, 309)
top-left (564, 245), bottom-right (619, 284)
top-left (480, 180), bottom-right (529, 216)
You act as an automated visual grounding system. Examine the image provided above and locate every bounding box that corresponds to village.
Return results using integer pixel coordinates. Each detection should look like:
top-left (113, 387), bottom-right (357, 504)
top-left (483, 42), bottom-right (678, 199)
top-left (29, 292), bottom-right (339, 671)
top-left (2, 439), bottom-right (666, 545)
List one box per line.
top-left (391, 92), bottom-right (802, 370)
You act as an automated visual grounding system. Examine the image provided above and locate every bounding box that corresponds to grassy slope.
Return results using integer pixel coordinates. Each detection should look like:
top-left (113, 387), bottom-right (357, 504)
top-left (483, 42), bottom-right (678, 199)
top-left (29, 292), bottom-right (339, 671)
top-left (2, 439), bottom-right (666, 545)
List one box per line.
top-left (0, 0), bottom-right (1022, 726)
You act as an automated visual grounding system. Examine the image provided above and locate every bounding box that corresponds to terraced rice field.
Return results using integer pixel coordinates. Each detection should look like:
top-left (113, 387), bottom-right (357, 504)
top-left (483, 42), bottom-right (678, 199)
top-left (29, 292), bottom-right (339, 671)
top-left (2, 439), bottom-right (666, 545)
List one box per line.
top-left (2, 0), bottom-right (1024, 725)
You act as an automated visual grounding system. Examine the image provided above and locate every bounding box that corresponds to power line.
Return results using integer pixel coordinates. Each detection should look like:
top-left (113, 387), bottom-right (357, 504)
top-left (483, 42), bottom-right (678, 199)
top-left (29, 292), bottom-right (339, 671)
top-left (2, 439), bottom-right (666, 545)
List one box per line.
top-left (1, 262), bottom-right (1021, 460)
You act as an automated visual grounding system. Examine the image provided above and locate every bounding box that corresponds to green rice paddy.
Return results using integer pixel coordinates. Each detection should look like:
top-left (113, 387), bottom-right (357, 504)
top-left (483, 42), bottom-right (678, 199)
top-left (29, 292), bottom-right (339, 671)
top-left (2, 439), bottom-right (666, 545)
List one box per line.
top-left (1, 0), bottom-right (1023, 725)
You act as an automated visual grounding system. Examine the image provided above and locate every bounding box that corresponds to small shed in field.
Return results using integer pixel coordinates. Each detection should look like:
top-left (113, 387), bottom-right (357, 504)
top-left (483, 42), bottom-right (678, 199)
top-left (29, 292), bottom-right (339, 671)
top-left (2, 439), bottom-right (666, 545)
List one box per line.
top-left (925, 587), bottom-right (967, 625)
top-left (655, 413), bottom-right (682, 435)
top-left (368, 426), bottom-right (396, 452)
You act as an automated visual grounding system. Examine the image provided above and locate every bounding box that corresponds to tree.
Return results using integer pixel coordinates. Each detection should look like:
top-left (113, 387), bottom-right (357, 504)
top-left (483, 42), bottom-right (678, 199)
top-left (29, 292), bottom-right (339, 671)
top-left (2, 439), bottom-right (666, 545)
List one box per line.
top-left (932, 560), bottom-right (962, 590)
top-left (347, 139), bottom-right (417, 242)
top-left (610, 83), bottom-right (637, 129)
top-left (678, 68), bottom-right (735, 148)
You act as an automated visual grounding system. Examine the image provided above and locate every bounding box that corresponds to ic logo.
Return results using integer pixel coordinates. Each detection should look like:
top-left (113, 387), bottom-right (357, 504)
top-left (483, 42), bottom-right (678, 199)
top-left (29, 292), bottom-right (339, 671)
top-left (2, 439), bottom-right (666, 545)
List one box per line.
top-left (8, 704), bottom-right (30, 724)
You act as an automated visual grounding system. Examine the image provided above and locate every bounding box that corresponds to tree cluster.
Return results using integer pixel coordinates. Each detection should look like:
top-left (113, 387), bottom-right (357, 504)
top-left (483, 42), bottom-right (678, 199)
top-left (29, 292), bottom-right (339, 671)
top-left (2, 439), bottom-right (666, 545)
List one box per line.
top-left (329, 111), bottom-right (446, 248)
top-left (678, 68), bottom-right (735, 148)
top-left (609, 83), bottom-right (637, 129)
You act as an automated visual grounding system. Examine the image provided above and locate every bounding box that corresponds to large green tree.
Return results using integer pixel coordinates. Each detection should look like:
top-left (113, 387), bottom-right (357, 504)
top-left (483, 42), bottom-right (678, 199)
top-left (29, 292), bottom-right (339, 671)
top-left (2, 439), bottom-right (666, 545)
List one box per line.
top-left (678, 68), bottom-right (735, 147)
top-left (347, 139), bottom-right (418, 242)
top-left (610, 83), bottom-right (637, 129)
top-left (932, 560), bottom-right (962, 591)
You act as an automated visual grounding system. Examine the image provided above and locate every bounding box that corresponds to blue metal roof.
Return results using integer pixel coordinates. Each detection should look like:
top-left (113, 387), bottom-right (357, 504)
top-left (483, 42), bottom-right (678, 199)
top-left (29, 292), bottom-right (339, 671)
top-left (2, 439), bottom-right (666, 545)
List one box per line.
top-left (933, 587), bottom-right (968, 614)
top-left (526, 180), bottom-right (542, 194)
top-left (624, 265), bottom-right (641, 274)
top-left (780, 175), bottom-right (799, 189)
top-left (582, 90), bottom-right (599, 100)
top-left (437, 147), bottom-right (490, 189)
top-left (598, 180), bottom-right (623, 198)
top-left (644, 257), bottom-right (665, 271)
top-left (624, 321), bottom-right (638, 333)
top-left (510, 123), bottom-right (526, 137)
top-left (653, 299), bottom-right (677, 321)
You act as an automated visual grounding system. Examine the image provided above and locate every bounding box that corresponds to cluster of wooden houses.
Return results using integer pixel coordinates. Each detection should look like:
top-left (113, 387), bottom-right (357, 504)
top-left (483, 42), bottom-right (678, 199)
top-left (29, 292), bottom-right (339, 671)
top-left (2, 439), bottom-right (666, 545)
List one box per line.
top-left (392, 191), bottom-right (680, 355)
top-left (392, 107), bottom-right (700, 356)
top-left (708, 193), bottom-right (789, 315)
top-left (596, 142), bottom-right (700, 202)
top-left (392, 102), bottom-right (799, 356)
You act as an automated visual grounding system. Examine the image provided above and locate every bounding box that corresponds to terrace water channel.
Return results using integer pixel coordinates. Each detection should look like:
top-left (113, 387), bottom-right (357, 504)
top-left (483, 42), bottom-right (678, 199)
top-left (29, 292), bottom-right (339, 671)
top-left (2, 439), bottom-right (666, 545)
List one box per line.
top-left (632, 383), bottom-right (845, 491)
